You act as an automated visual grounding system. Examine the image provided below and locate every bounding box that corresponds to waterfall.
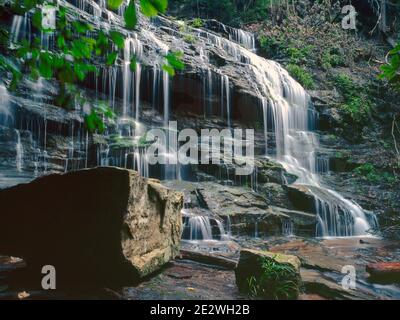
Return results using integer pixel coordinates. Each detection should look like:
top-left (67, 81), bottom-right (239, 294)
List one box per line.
top-left (122, 35), bottom-right (143, 117)
top-left (1, 0), bottom-right (377, 239)
top-left (237, 45), bottom-right (375, 237)
top-left (182, 210), bottom-right (227, 241)
top-left (163, 70), bottom-right (170, 127)
top-left (0, 84), bottom-right (12, 127)
top-left (135, 63), bottom-right (142, 120)
top-left (15, 130), bottom-right (24, 172)
top-left (228, 28), bottom-right (256, 51)
top-left (282, 218), bottom-right (294, 237)
top-left (190, 22), bottom-right (376, 237)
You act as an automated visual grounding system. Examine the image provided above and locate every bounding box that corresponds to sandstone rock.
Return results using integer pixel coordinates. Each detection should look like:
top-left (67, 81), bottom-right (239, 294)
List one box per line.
top-left (0, 167), bottom-right (183, 286)
top-left (235, 249), bottom-right (302, 300)
top-left (366, 262), bottom-right (400, 282)
top-left (287, 184), bottom-right (316, 213)
top-left (269, 206), bottom-right (317, 236)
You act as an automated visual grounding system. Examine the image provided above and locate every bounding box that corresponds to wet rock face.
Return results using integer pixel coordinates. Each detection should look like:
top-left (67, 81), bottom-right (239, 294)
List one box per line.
top-left (0, 167), bottom-right (183, 286)
top-left (367, 262), bottom-right (400, 283)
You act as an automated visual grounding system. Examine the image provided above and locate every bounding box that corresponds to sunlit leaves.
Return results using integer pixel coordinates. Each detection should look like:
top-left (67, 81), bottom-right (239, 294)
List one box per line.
top-left (95, 31), bottom-right (109, 56)
top-left (165, 51), bottom-right (184, 70)
top-left (130, 56), bottom-right (137, 71)
top-left (379, 42), bottom-right (400, 91)
top-left (32, 9), bottom-right (43, 30)
top-left (74, 63), bottom-right (96, 81)
top-left (57, 35), bottom-right (66, 50)
top-left (11, 0), bottom-right (39, 15)
top-left (162, 64), bottom-right (174, 76)
top-left (72, 21), bottom-right (93, 34)
top-left (140, 0), bottom-right (167, 17)
top-left (107, 0), bottom-right (124, 10)
top-left (85, 103), bottom-right (116, 133)
top-left (38, 52), bottom-right (53, 78)
top-left (124, 1), bottom-right (138, 30)
top-left (162, 51), bottom-right (184, 76)
top-left (106, 51), bottom-right (118, 65)
top-left (109, 31), bottom-right (125, 49)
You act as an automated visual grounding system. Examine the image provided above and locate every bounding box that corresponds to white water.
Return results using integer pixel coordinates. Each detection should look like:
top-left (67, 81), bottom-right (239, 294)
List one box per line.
top-left (15, 130), bottom-right (24, 172)
top-left (0, 84), bottom-right (12, 126)
top-left (182, 210), bottom-right (227, 241)
top-left (192, 24), bottom-right (376, 237)
top-left (2, 0), bottom-right (377, 238)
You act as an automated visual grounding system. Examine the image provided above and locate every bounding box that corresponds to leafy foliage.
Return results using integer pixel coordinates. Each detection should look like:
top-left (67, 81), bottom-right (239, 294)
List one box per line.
top-left (333, 74), bottom-right (371, 125)
top-left (169, 0), bottom-right (272, 26)
top-left (286, 64), bottom-right (314, 89)
top-left (379, 42), bottom-right (400, 91)
top-left (354, 163), bottom-right (397, 185)
top-left (1, 0), bottom-right (185, 133)
top-left (163, 51), bottom-right (184, 76)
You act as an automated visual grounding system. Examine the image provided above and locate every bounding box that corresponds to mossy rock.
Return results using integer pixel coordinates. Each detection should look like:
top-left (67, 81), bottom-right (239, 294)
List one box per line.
top-left (235, 249), bottom-right (302, 300)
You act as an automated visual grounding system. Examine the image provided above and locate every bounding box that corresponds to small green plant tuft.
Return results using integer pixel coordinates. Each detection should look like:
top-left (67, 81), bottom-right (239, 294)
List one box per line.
top-left (245, 256), bottom-right (300, 300)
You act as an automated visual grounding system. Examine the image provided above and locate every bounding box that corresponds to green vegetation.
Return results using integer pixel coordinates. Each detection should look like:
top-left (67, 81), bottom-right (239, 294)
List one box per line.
top-left (286, 64), bottom-right (314, 89)
top-left (183, 34), bottom-right (196, 44)
top-left (354, 163), bottom-right (397, 185)
top-left (333, 74), bottom-right (371, 125)
top-left (379, 42), bottom-right (400, 91)
top-left (321, 48), bottom-right (344, 70)
top-left (245, 256), bottom-right (300, 300)
top-left (0, 0), bottom-right (185, 133)
top-left (169, 0), bottom-right (274, 26)
top-left (190, 18), bottom-right (204, 28)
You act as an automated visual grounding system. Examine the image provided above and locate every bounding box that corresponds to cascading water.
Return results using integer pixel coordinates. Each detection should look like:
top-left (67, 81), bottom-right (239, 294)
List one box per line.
top-left (0, 84), bottom-right (12, 126)
top-left (182, 210), bottom-right (227, 241)
top-left (187, 21), bottom-right (376, 237)
top-left (15, 130), bottom-right (24, 172)
top-left (1, 0), bottom-right (377, 239)
top-left (228, 28), bottom-right (256, 51)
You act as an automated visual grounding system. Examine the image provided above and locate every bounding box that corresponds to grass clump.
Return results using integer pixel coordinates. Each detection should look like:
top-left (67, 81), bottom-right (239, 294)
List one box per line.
top-left (245, 256), bottom-right (300, 300)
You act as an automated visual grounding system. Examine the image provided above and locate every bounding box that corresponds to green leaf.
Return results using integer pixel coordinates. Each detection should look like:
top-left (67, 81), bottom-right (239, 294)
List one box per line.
top-left (72, 21), bottom-right (93, 33)
top-left (162, 64), bottom-right (175, 77)
top-left (74, 63), bottom-right (86, 81)
top-left (109, 31), bottom-right (125, 49)
top-left (106, 52), bottom-right (118, 65)
top-left (107, 0), bottom-right (124, 10)
top-left (124, 1), bottom-right (137, 30)
top-left (38, 53), bottom-right (53, 79)
top-left (165, 51), bottom-right (185, 70)
top-left (32, 9), bottom-right (43, 30)
top-left (57, 35), bottom-right (66, 49)
top-left (130, 56), bottom-right (137, 71)
top-left (140, 0), bottom-right (167, 17)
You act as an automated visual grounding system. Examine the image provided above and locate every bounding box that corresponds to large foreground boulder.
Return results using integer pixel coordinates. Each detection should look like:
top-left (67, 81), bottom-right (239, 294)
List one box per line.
top-left (0, 167), bottom-right (183, 286)
top-left (235, 249), bottom-right (302, 300)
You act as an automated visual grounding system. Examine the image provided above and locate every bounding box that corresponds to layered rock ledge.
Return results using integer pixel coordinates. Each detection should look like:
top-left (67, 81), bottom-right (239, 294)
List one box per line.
top-left (0, 167), bottom-right (183, 286)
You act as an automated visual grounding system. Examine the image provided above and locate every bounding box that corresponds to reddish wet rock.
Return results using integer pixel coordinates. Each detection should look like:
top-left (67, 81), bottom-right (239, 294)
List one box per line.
top-left (122, 260), bottom-right (242, 300)
top-left (367, 262), bottom-right (400, 281)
